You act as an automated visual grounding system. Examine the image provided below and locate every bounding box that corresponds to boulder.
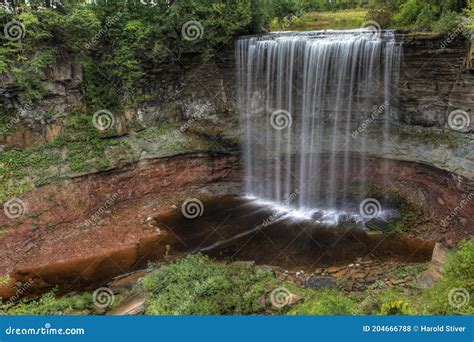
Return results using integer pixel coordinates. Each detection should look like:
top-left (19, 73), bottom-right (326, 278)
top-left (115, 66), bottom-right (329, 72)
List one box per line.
top-left (303, 275), bottom-right (337, 290)
top-left (108, 293), bottom-right (146, 316)
top-left (416, 243), bottom-right (449, 289)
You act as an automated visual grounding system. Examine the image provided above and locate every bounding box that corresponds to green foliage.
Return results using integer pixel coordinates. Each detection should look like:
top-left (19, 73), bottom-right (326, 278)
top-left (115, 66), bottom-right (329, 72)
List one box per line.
top-left (288, 289), bottom-right (360, 315)
top-left (393, 0), bottom-right (469, 31)
top-left (0, 275), bottom-right (11, 287)
top-left (1, 0), bottom-right (278, 107)
top-left (365, 5), bottom-right (393, 28)
top-left (0, 291), bottom-right (94, 315)
top-left (380, 299), bottom-right (411, 315)
top-left (142, 254), bottom-right (275, 315)
top-left (422, 241), bottom-right (474, 315)
top-left (1, 4), bottom-right (100, 101)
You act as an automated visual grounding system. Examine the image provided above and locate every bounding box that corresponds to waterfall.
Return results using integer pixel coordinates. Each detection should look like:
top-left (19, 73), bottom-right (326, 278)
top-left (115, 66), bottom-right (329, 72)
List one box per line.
top-left (236, 30), bottom-right (402, 225)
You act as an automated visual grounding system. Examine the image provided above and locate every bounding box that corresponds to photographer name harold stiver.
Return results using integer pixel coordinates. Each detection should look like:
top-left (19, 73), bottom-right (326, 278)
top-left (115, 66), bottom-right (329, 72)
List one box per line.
top-left (420, 325), bottom-right (466, 333)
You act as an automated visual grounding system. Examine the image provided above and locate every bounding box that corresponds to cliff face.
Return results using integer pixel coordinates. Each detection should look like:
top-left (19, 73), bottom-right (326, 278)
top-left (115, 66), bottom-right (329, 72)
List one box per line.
top-left (399, 34), bottom-right (474, 129)
top-left (2, 34), bottom-right (472, 131)
top-left (2, 33), bottom-right (472, 181)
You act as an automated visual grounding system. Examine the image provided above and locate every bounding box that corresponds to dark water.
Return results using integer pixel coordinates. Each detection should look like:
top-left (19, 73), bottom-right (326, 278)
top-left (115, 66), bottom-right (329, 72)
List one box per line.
top-left (156, 196), bottom-right (434, 270)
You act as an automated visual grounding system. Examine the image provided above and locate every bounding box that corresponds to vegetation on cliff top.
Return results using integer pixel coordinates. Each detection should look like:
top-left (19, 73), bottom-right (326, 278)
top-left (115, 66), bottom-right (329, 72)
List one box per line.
top-left (1, 0), bottom-right (471, 106)
top-left (0, 0), bottom-right (294, 106)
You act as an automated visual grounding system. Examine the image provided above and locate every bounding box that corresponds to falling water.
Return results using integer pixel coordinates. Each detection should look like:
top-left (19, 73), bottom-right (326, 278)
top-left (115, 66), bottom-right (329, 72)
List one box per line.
top-left (236, 30), bottom-right (402, 225)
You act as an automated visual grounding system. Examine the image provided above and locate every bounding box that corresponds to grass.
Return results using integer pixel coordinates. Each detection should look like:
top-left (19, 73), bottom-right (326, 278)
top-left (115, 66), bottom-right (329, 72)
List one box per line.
top-left (272, 9), bottom-right (368, 31)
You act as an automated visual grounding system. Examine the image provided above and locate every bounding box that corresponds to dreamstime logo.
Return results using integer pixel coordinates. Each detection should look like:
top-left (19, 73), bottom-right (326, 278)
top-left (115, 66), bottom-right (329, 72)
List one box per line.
top-left (440, 17), bottom-right (472, 49)
top-left (270, 287), bottom-right (292, 308)
top-left (85, 12), bottom-right (122, 49)
top-left (1, 101), bottom-right (34, 135)
top-left (78, 192), bottom-right (120, 229)
top-left (440, 192), bottom-right (473, 227)
top-left (172, 103), bottom-right (210, 138)
top-left (359, 198), bottom-right (382, 219)
top-left (181, 20), bottom-right (204, 41)
top-left (4, 278), bottom-right (34, 307)
top-left (92, 110), bottom-right (115, 131)
top-left (181, 198), bottom-right (204, 219)
top-left (140, 0), bottom-right (157, 5)
top-left (447, 110), bottom-right (470, 132)
top-left (4, 20), bottom-right (25, 42)
top-left (361, 20), bottom-right (381, 38)
top-left (448, 288), bottom-right (470, 309)
top-left (3, 198), bottom-right (27, 219)
top-left (270, 110), bottom-right (292, 130)
top-left (352, 101), bottom-right (389, 138)
top-left (93, 287), bottom-right (115, 308)
top-left (262, 189), bottom-right (300, 227)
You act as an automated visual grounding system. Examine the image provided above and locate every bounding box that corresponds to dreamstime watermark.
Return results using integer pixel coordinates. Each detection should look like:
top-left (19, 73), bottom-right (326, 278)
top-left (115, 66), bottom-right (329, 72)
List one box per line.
top-left (447, 109), bottom-right (471, 132)
top-left (0, 101), bottom-right (34, 135)
top-left (262, 190), bottom-right (300, 227)
top-left (92, 109), bottom-right (115, 131)
top-left (181, 20), bottom-right (204, 41)
top-left (3, 20), bottom-right (25, 42)
top-left (5, 323), bottom-right (85, 336)
top-left (352, 101), bottom-right (389, 138)
top-left (276, 10), bottom-right (304, 31)
top-left (181, 198), bottom-right (204, 219)
top-left (85, 12), bottom-right (122, 49)
top-left (270, 109), bottom-right (292, 130)
top-left (3, 278), bottom-right (34, 307)
top-left (93, 287), bottom-right (115, 308)
top-left (172, 104), bottom-right (210, 139)
top-left (440, 192), bottom-right (473, 227)
top-left (140, 0), bottom-right (158, 5)
top-left (440, 17), bottom-right (472, 49)
top-left (361, 20), bottom-right (381, 38)
top-left (359, 198), bottom-right (382, 220)
top-left (3, 198), bottom-right (27, 220)
top-left (448, 288), bottom-right (470, 309)
top-left (77, 192), bottom-right (120, 229)
top-left (172, 276), bottom-right (222, 314)
top-left (270, 287), bottom-right (292, 308)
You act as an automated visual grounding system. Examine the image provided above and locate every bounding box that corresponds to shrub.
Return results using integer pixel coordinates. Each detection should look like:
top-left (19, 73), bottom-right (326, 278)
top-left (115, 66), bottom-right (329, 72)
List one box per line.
top-left (0, 291), bottom-right (94, 315)
top-left (288, 289), bottom-right (360, 315)
top-left (422, 241), bottom-right (474, 315)
top-left (380, 300), bottom-right (411, 315)
top-left (365, 6), bottom-right (393, 28)
top-left (394, 0), bottom-right (470, 31)
top-left (141, 254), bottom-right (275, 315)
top-left (433, 11), bottom-right (469, 33)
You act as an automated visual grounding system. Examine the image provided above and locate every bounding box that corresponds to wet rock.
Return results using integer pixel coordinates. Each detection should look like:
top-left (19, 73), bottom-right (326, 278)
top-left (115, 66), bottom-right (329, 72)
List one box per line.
top-left (365, 218), bottom-right (392, 232)
top-left (333, 269), bottom-right (348, 278)
top-left (107, 270), bottom-right (147, 293)
top-left (431, 243), bottom-right (449, 272)
top-left (344, 280), bottom-right (355, 290)
top-left (391, 278), bottom-right (406, 285)
top-left (303, 275), bottom-right (337, 290)
top-left (108, 293), bottom-right (146, 316)
top-left (255, 265), bottom-right (275, 274)
top-left (327, 266), bottom-right (344, 274)
top-left (350, 272), bottom-right (367, 280)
